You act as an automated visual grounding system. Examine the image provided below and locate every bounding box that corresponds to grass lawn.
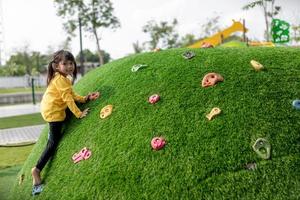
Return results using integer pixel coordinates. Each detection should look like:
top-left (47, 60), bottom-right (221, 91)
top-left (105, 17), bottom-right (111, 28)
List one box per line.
top-left (0, 87), bottom-right (46, 94)
top-left (10, 47), bottom-right (300, 199)
top-left (0, 145), bottom-right (34, 200)
top-left (0, 145), bottom-right (34, 169)
top-left (0, 165), bottom-right (23, 200)
top-left (0, 113), bottom-right (45, 129)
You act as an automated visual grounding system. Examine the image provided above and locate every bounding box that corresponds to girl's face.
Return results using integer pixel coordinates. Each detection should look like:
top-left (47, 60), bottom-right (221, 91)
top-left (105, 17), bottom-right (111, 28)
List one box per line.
top-left (57, 60), bottom-right (75, 76)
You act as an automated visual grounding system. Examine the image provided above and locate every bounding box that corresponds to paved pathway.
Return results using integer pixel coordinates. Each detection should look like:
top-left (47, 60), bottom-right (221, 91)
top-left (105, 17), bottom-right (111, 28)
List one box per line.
top-left (0, 125), bottom-right (45, 146)
top-left (0, 103), bottom-right (40, 118)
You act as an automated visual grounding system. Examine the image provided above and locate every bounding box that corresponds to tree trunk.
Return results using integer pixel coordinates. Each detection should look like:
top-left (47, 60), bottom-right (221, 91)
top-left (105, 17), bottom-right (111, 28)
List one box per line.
top-left (263, 1), bottom-right (270, 41)
top-left (93, 28), bottom-right (104, 66)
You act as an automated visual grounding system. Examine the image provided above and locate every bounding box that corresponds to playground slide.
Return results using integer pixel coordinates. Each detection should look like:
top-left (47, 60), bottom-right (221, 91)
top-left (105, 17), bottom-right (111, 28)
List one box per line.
top-left (188, 20), bottom-right (248, 48)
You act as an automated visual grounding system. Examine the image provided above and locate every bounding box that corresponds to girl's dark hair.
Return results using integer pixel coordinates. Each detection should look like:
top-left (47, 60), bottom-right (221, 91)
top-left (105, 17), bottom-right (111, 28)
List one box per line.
top-left (46, 50), bottom-right (77, 86)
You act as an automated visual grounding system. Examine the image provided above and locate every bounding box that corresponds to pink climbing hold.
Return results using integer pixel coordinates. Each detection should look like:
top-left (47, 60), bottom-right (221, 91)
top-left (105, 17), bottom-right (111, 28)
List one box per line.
top-left (72, 147), bottom-right (92, 164)
top-left (151, 137), bottom-right (166, 150)
top-left (148, 94), bottom-right (160, 104)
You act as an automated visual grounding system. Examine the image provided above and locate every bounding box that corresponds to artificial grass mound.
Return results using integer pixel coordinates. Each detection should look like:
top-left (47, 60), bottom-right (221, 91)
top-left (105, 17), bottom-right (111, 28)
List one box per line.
top-left (10, 47), bottom-right (300, 199)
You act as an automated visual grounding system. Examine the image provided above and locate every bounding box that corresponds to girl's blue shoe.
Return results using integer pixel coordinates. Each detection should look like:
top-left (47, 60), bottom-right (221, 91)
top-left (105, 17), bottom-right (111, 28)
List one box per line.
top-left (32, 184), bottom-right (43, 196)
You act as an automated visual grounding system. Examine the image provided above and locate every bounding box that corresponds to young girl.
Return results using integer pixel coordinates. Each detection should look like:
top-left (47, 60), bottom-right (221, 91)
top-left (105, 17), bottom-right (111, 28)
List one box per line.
top-left (31, 50), bottom-right (99, 195)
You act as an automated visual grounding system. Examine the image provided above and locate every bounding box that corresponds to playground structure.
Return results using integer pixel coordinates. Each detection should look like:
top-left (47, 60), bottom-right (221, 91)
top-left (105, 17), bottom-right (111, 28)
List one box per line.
top-left (247, 41), bottom-right (275, 47)
top-left (188, 20), bottom-right (248, 48)
top-left (188, 19), bottom-right (277, 48)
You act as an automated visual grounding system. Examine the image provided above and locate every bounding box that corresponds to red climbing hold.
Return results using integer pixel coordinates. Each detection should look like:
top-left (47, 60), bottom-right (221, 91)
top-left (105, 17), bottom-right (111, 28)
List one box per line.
top-left (151, 137), bottom-right (166, 150)
top-left (148, 94), bottom-right (160, 104)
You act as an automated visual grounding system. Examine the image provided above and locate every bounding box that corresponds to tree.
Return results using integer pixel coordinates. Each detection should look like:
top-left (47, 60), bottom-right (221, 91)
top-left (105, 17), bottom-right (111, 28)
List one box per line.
top-left (291, 25), bottom-right (300, 43)
top-left (141, 18), bottom-right (181, 50)
top-left (75, 49), bottom-right (111, 64)
top-left (132, 41), bottom-right (144, 54)
top-left (243, 0), bottom-right (281, 41)
top-left (4, 50), bottom-right (48, 76)
top-left (178, 34), bottom-right (197, 47)
top-left (54, 0), bottom-right (120, 66)
top-left (200, 15), bottom-right (221, 38)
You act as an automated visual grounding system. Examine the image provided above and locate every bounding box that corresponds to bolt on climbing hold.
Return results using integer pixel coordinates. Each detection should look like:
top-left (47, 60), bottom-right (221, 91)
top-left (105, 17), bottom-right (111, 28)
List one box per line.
top-left (72, 147), bottom-right (92, 164)
top-left (153, 48), bottom-right (161, 52)
top-left (151, 137), bottom-right (166, 150)
top-left (245, 162), bottom-right (257, 171)
top-left (148, 94), bottom-right (160, 104)
top-left (250, 60), bottom-right (264, 71)
top-left (201, 42), bottom-right (214, 48)
top-left (182, 51), bottom-right (195, 59)
top-left (202, 73), bottom-right (224, 87)
top-left (252, 138), bottom-right (271, 160)
top-left (206, 107), bottom-right (221, 121)
top-left (19, 174), bottom-right (25, 185)
top-left (131, 64), bottom-right (148, 72)
top-left (100, 105), bottom-right (113, 119)
top-left (292, 100), bottom-right (300, 110)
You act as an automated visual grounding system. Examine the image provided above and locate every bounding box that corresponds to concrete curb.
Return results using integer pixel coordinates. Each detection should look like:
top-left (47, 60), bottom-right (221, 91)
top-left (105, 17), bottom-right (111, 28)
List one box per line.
top-left (0, 125), bottom-right (45, 146)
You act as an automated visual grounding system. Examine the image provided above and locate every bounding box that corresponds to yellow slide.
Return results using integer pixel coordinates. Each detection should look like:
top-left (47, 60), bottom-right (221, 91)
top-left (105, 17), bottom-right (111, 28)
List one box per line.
top-left (188, 20), bottom-right (248, 48)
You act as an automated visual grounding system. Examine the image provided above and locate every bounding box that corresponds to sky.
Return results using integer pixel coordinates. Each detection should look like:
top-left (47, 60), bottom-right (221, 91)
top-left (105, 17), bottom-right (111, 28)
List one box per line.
top-left (0, 0), bottom-right (299, 63)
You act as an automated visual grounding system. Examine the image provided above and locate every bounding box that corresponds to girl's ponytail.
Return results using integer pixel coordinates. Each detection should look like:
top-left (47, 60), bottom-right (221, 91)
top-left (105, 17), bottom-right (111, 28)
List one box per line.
top-left (46, 60), bottom-right (56, 86)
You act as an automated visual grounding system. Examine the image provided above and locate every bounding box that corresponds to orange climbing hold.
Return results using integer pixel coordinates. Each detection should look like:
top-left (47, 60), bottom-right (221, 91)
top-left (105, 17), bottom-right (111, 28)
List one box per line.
top-left (202, 73), bottom-right (224, 87)
top-left (100, 105), bottom-right (113, 119)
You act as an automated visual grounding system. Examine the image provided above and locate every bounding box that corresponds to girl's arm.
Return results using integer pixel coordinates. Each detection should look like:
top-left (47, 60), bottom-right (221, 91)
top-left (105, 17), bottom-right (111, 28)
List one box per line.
top-left (72, 91), bottom-right (100, 103)
top-left (72, 91), bottom-right (87, 103)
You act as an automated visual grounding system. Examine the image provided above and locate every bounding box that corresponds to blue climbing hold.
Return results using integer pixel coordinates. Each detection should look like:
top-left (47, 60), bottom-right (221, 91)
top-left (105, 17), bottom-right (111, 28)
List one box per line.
top-left (292, 100), bottom-right (300, 110)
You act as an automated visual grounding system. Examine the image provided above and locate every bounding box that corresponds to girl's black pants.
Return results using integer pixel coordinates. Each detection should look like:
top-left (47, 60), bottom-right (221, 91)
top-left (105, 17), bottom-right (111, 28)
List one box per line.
top-left (35, 121), bottom-right (63, 171)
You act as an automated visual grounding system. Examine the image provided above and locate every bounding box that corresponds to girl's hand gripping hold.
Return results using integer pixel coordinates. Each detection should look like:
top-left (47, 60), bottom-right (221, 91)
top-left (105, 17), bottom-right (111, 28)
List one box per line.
top-left (80, 108), bottom-right (90, 118)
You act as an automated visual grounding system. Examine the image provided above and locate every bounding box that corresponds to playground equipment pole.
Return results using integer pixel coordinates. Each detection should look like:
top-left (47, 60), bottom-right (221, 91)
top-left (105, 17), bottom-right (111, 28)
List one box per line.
top-left (243, 19), bottom-right (246, 42)
top-left (31, 77), bottom-right (36, 105)
top-left (220, 34), bottom-right (224, 44)
top-left (79, 17), bottom-right (84, 76)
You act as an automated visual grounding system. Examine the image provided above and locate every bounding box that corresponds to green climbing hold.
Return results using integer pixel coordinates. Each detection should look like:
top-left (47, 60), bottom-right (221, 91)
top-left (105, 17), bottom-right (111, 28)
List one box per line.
top-left (182, 51), bottom-right (195, 59)
top-left (131, 64), bottom-right (148, 72)
top-left (252, 138), bottom-right (271, 160)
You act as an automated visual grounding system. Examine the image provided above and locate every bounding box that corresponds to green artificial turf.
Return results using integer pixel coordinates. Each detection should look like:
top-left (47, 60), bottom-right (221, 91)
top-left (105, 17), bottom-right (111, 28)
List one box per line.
top-left (0, 113), bottom-right (45, 129)
top-left (220, 40), bottom-right (247, 47)
top-left (10, 47), bottom-right (300, 199)
top-left (0, 165), bottom-right (23, 200)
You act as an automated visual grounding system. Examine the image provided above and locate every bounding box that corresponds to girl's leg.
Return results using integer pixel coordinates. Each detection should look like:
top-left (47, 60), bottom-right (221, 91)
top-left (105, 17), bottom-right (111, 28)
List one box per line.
top-left (32, 121), bottom-right (63, 185)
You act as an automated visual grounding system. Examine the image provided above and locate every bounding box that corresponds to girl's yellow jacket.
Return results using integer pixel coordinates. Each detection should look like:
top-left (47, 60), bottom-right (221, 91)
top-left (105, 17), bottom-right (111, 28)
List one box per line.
top-left (41, 72), bottom-right (86, 122)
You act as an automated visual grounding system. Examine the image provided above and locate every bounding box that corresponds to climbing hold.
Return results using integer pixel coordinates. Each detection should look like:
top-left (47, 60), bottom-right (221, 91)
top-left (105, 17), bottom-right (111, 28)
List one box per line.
top-left (88, 92), bottom-right (100, 100)
top-left (131, 64), bottom-right (148, 72)
top-left (201, 73), bottom-right (224, 87)
top-left (148, 94), bottom-right (160, 104)
top-left (19, 174), bottom-right (24, 185)
top-left (201, 42), bottom-right (214, 48)
top-left (100, 105), bottom-right (113, 119)
top-left (151, 137), bottom-right (166, 150)
top-left (206, 107), bottom-right (221, 121)
top-left (72, 147), bottom-right (92, 164)
top-left (182, 51), bottom-right (195, 59)
top-left (252, 138), bottom-right (271, 159)
top-left (245, 162), bottom-right (257, 171)
top-left (250, 60), bottom-right (264, 71)
top-left (32, 184), bottom-right (43, 196)
top-left (292, 100), bottom-right (300, 110)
